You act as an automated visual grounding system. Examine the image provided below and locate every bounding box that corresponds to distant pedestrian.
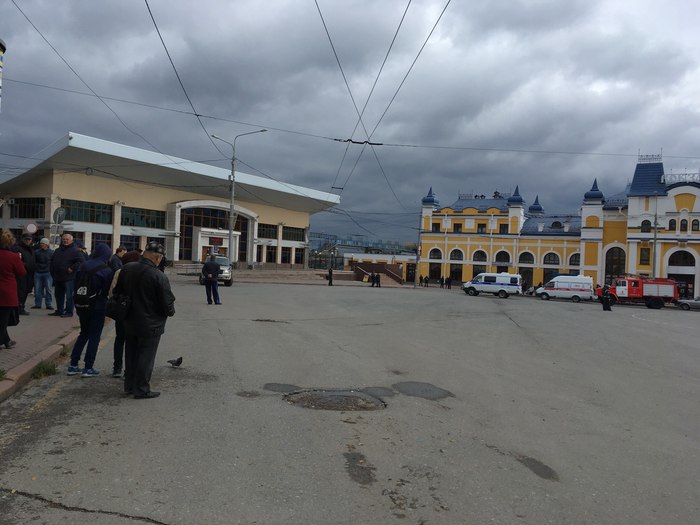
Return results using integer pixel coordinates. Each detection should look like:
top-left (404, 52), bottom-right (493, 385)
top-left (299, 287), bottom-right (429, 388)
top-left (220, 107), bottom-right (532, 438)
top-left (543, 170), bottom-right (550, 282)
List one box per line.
top-left (0, 230), bottom-right (27, 350)
top-left (370, 272), bottom-right (376, 287)
top-left (202, 254), bottom-right (221, 305)
top-left (376, 273), bottom-right (381, 287)
top-left (49, 233), bottom-right (84, 318)
top-left (12, 233), bottom-right (36, 315)
top-left (328, 267), bottom-right (333, 286)
top-left (419, 275), bottom-right (424, 287)
top-left (66, 243), bottom-right (114, 377)
top-left (424, 276), bottom-right (429, 287)
top-left (32, 238), bottom-right (54, 310)
top-left (601, 285), bottom-right (612, 311)
top-left (118, 242), bottom-right (176, 399)
top-left (446, 276), bottom-right (452, 289)
top-left (439, 276), bottom-right (444, 289)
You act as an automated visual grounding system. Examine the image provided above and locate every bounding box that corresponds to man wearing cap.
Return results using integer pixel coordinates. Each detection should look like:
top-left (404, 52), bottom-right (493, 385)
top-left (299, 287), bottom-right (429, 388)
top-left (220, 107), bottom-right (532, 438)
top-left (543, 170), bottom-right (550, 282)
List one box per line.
top-left (32, 238), bottom-right (54, 310)
top-left (116, 242), bottom-right (175, 399)
top-left (12, 233), bottom-right (36, 315)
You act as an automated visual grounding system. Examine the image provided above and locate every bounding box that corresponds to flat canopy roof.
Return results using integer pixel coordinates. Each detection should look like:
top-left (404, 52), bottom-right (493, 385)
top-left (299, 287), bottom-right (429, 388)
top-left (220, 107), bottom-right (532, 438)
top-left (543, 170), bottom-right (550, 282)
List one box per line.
top-left (1, 132), bottom-right (340, 213)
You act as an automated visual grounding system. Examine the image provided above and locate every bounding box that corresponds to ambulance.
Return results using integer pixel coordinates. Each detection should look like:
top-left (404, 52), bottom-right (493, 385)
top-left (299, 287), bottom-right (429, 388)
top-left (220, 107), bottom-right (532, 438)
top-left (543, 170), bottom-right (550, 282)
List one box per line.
top-left (536, 275), bottom-right (593, 302)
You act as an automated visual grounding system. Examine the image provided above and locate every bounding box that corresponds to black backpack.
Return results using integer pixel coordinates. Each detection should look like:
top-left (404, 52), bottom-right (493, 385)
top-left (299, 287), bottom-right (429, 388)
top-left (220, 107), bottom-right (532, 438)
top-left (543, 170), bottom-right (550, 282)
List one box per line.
top-left (74, 263), bottom-right (108, 309)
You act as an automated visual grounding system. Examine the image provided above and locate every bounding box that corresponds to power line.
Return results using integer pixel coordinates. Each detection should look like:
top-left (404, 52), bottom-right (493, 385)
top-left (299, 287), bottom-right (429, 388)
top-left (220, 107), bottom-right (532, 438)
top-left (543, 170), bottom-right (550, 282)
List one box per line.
top-left (143, 0), bottom-right (227, 158)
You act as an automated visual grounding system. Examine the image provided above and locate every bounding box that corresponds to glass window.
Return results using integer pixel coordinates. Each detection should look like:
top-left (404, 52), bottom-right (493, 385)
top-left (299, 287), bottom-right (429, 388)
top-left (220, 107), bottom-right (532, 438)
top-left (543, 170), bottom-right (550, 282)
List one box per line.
top-left (431, 223), bottom-right (440, 232)
top-left (495, 251), bottom-right (510, 263)
top-left (61, 199), bottom-right (113, 224)
top-left (429, 248), bottom-right (442, 259)
top-left (692, 219), bottom-right (700, 231)
top-left (499, 224), bottom-right (508, 234)
top-left (473, 250), bottom-right (487, 262)
top-left (569, 253), bottom-right (580, 266)
top-left (92, 233), bottom-right (113, 249)
top-left (179, 208), bottom-right (248, 262)
top-left (518, 252), bottom-right (534, 264)
top-left (639, 248), bottom-right (651, 265)
top-left (477, 223), bottom-right (486, 233)
top-left (641, 220), bottom-right (652, 233)
top-left (9, 197), bottom-right (45, 219)
top-left (453, 223), bottom-right (462, 233)
top-left (484, 275), bottom-right (497, 283)
top-left (259, 223), bottom-right (278, 239)
top-left (605, 247), bottom-right (626, 284)
top-left (449, 250), bottom-right (464, 260)
top-left (282, 226), bottom-right (305, 241)
top-left (294, 248), bottom-right (305, 265)
top-left (266, 245), bottom-right (277, 262)
top-left (668, 219), bottom-right (677, 231)
top-left (120, 235), bottom-right (140, 252)
top-left (121, 207), bottom-right (166, 229)
top-left (681, 219), bottom-right (688, 232)
top-left (669, 250), bottom-right (695, 266)
top-left (543, 252), bottom-right (560, 265)
top-left (281, 246), bottom-right (292, 263)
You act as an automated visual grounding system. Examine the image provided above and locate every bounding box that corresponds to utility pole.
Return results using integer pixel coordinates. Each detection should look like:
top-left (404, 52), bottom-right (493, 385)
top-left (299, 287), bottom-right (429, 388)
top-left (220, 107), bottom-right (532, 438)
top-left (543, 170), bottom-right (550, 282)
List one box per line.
top-left (652, 191), bottom-right (659, 278)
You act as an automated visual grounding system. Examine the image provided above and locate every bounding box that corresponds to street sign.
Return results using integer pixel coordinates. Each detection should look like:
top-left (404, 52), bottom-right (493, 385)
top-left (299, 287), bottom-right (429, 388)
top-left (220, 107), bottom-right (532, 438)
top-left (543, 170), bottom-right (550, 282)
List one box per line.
top-left (53, 207), bottom-right (66, 224)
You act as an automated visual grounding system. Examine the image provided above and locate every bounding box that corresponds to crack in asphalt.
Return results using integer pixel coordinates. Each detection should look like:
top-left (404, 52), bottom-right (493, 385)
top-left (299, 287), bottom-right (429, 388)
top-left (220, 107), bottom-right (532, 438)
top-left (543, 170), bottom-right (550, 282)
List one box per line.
top-left (0, 487), bottom-right (172, 524)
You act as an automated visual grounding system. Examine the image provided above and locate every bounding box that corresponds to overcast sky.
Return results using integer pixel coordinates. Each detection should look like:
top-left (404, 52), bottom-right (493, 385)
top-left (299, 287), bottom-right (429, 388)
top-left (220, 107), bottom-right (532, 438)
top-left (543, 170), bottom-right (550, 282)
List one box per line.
top-left (1, 0), bottom-right (699, 241)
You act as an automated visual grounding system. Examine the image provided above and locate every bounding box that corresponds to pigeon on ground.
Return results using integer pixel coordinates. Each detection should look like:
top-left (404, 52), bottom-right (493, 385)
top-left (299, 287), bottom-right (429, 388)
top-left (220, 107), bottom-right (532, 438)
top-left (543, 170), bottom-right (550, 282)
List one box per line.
top-left (167, 357), bottom-right (183, 367)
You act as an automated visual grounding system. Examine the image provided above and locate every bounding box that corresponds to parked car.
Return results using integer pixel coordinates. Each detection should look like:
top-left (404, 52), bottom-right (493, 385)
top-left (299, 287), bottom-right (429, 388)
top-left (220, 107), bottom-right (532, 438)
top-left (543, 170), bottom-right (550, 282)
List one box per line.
top-left (199, 255), bottom-right (233, 286)
top-left (677, 297), bottom-right (700, 311)
top-left (462, 272), bottom-right (521, 298)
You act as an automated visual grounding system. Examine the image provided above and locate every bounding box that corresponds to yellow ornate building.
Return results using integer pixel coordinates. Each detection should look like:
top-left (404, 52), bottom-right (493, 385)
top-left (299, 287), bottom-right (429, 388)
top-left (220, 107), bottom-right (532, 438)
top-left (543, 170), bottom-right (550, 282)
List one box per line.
top-left (417, 155), bottom-right (700, 296)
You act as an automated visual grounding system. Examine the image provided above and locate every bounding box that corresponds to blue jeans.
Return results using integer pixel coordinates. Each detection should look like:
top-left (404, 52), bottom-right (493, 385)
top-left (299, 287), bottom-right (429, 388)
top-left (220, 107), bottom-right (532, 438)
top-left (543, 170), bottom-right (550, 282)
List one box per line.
top-left (205, 280), bottom-right (220, 304)
top-left (34, 272), bottom-right (53, 307)
top-left (55, 280), bottom-right (75, 315)
top-left (70, 308), bottom-right (106, 369)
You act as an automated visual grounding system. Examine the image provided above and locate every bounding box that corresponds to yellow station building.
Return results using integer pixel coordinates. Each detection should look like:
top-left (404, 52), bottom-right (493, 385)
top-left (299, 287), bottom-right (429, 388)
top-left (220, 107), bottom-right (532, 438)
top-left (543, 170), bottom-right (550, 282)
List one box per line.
top-left (416, 155), bottom-right (700, 296)
top-left (0, 133), bottom-right (339, 266)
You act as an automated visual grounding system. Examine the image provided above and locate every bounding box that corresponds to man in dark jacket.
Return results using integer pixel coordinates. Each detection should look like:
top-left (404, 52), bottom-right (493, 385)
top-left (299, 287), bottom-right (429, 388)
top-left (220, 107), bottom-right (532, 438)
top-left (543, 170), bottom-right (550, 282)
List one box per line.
top-left (13, 233), bottom-right (36, 315)
top-left (201, 254), bottom-right (221, 305)
top-left (118, 242), bottom-right (175, 399)
top-left (32, 238), bottom-right (54, 310)
top-left (108, 245), bottom-right (126, 272)
top-left (49, 234), bottom-right (84, 317)
top-left (66, 243), bottom-right (114, 377)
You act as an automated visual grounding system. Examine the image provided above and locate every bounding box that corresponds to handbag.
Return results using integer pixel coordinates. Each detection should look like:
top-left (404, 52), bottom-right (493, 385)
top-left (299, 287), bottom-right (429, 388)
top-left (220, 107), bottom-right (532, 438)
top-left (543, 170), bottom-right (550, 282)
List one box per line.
top-left (105, 293), bottom-right (131, 322)
top-left (8, 306), bottom-right (20, 327)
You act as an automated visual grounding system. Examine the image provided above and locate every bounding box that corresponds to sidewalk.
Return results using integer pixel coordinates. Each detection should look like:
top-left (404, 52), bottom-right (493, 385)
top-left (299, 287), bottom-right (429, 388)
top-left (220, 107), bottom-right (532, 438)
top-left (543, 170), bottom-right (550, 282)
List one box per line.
top-left (0, 306), bottom-right (81, 403)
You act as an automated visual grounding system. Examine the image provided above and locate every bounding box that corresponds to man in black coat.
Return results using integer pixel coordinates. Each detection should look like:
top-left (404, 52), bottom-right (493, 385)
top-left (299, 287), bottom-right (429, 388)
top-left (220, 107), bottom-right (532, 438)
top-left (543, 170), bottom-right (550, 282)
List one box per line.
top-left (49, 234), bottom-right (84, 317)
top-left (13, 233), bottom-right (36, 315)
top-left (201, 254), bottom-right (221, 305)
top-left (118, 242), bottom-right (176, 399)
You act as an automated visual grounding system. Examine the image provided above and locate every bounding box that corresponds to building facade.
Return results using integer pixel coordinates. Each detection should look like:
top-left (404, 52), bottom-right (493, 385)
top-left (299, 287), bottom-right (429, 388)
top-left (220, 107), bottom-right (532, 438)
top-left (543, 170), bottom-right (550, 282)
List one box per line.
top-left (417, 155), bottom-right (700, 297)
top-left (0, 133), bottom-right (339, 266)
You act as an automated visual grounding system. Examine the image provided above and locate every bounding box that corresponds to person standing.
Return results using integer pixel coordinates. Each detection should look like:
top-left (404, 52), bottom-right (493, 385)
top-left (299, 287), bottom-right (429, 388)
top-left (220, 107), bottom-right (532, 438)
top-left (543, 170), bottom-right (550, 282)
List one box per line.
top-left (32, 238), bottom-right (54, 310)
top-left (118, 242), bottom-right (175, 399)
top-left (108, 245), bottom-right (126, 272)
top-left (66, 243), bottom-right (114, 377)
top-left (328, 267), bottom-right (333, 286)
top-left (376, 273), bottom-right (381, 288)
top-left (601, 285), bottom-right (612, 311)
top-left (110, 248), bottom-right (140, 378)
top-left (370, 272), bottom-right (376, 287)
top-left (49, 234), bottom-right (84, 318)
top-left (13, 233), bottom-right (36, 315)
top-left (0, 231), bottom-right (27, 349)
top-left (419, 275), bottom-right (424, 287)
top-left (201, 254), bottom-right (221, 305)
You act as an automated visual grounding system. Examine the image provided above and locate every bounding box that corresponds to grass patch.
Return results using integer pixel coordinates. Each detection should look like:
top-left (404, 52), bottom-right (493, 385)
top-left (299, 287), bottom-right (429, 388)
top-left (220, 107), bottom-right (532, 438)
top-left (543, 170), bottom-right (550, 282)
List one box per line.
top-left (0, 369), bottom-right (5, 381)
top-left (60, 345), bottom-right (70, 357)
top-left (31, 361), bottom-right (57, 379)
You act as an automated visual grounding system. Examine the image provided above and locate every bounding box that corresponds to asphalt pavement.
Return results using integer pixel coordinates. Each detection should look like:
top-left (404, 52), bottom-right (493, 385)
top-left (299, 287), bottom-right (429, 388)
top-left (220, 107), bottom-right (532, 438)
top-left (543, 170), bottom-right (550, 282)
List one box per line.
top-left (0, 276), bottom-right (699, 524)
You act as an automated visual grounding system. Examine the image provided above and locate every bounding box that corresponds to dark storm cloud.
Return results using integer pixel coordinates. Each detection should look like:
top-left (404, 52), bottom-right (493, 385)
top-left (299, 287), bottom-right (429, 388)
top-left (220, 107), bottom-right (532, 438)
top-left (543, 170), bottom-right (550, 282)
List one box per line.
top-left (1, 0), bottom-right (700, 241)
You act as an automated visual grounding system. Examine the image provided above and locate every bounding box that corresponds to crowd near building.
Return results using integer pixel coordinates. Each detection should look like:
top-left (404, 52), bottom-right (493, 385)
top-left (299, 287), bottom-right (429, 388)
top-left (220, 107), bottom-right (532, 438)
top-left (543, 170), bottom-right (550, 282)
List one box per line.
top-left (0, 133), bottom-right (339, 267)
top-left (411, 155), bottom-right (700, 296)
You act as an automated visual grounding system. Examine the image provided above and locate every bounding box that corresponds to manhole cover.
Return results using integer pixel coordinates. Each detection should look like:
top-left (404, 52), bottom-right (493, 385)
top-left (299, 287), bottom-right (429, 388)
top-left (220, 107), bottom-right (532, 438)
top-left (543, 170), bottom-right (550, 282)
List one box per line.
top-left (284, 389), bottom-right (386, 411)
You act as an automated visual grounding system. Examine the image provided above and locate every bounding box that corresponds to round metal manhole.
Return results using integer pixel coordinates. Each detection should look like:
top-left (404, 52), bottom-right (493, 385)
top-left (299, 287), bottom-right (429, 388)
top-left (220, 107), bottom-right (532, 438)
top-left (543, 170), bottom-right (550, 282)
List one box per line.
top-left (284, 389), bottom-right (386, 411)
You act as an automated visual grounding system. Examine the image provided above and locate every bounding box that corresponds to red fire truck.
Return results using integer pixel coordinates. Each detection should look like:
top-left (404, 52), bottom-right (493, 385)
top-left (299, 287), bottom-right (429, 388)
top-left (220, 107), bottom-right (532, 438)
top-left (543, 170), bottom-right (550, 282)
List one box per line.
top-left (596, 276), bottom-right (678, 309)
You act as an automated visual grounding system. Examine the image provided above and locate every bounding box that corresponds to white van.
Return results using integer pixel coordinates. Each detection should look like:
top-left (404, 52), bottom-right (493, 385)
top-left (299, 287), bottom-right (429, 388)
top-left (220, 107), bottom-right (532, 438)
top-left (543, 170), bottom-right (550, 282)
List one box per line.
top-left (536, 275), bottom-right (593, 302)
top-left (462, 272), bottom-right (522, 298)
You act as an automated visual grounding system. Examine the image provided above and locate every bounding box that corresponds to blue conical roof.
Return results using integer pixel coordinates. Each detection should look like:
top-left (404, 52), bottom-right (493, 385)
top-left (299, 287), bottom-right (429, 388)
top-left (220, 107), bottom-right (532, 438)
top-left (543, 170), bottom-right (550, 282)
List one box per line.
top-left (584, 178), bottom-right (605, 201)
top-left (422, 187), bottom-right (439, 206)
top-left (528, 195), bottom-right (544, 214)
top-left (508, 185), bottom-right (524, 205)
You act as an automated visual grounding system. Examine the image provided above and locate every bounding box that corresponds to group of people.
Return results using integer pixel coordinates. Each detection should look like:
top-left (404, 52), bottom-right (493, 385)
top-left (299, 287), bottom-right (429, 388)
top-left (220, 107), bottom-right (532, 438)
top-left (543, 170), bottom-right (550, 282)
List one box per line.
top-left (417, 275), bottom-right (453, 289)
top-left (0, 230), bottom-right (176, 399)
top-left (369, 272), bottom-right (381, 287)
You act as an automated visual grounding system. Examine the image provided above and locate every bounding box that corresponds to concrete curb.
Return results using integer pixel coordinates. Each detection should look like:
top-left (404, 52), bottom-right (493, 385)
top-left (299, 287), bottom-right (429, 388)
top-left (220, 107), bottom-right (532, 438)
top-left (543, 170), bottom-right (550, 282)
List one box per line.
top-left (0, 329), bottom-right (80, 404)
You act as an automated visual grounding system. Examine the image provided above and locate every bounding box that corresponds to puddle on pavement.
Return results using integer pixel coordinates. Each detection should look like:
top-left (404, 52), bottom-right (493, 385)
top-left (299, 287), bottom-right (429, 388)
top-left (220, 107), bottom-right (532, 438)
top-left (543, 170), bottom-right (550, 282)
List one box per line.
top-left (284, 389), bottom-right (386, 411)
top-left (391, 381), bottom-right (454, 400)
top-left (361, 386), bottom-right (395, 398)
top-left (343, 452), bottom-right (377, 485)
top-left (263, 383), bottom-right (301, 393)
top-left (516, 455), bottom-right (559, 481)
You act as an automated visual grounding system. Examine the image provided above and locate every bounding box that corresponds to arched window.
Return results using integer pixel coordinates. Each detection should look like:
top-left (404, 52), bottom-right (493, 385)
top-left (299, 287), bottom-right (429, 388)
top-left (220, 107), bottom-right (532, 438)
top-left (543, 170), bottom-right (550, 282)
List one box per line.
top-left (543, 252), bottom-right (560, 265)
top-left (495, 250), bottom-right (510, 263)
top-left (669, 219), bottom-right (677, 231)
top-left (641, 220), bottom-right (652, 233)
top-left (473, 250), bottom-right (487, 262)
top-left (449, 249), bottom-right (464, 261)
top-left (429, 248), bottom-right (442, 260)
top-left (681, 219), bottom-right (688, 232)
top-left (518, 252), bottom-right (534, 264)
top-left (569, 253), bottom-right (580, 266)
top-left (669, 250), bottom-right (695, 266)
top-left (604, 247), bottom-right (626, 284)
top-left (693, 219), bottom-right (700, 231)
top-left (551, 221), bottom-right (563, 229)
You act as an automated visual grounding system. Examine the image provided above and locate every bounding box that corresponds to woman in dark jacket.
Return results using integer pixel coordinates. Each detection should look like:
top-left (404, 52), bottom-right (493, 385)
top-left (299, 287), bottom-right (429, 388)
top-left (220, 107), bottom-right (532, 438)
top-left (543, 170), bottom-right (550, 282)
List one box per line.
top-left (0, 230), bottom-right (27, 349)
top-left (66, 243), bottom-right (114, 376)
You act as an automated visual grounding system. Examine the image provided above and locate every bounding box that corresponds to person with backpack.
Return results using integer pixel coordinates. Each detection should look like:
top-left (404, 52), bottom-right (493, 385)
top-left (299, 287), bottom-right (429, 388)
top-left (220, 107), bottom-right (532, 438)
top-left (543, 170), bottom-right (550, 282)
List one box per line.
top-left (66, 243), bottom-right (114, 377)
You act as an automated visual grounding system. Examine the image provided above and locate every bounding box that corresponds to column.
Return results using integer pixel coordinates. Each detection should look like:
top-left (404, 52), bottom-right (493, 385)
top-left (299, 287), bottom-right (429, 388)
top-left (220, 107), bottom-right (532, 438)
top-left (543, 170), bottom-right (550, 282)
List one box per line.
top-left (276, 224), bottom-right (283, 264)
top-left (112, 202), bottom-right (122, 251)
top-left (248, 218), bottom-right (258, 266)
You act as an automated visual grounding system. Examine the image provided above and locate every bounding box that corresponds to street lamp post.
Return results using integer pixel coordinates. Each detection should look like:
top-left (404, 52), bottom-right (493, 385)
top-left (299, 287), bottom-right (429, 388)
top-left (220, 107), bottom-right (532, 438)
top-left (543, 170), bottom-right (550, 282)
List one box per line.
top-left (211, 130), bottom-right (267, 267)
